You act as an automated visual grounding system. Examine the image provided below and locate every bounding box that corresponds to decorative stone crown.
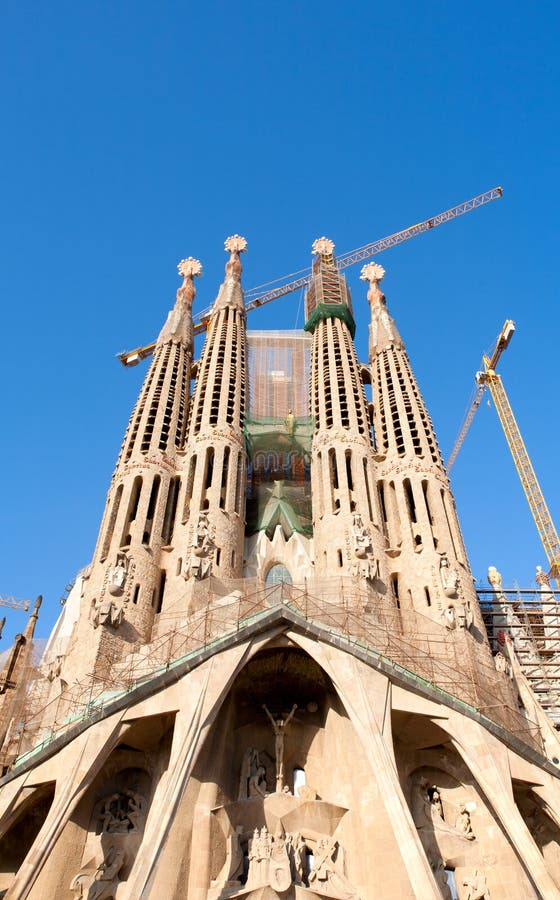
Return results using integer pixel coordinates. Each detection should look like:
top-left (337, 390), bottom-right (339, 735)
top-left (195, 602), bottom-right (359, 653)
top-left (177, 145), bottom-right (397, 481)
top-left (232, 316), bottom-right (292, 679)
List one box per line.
top-left (224, 235), bottom-right (248, 254)
top-left (312, 237), bottom-right (335, 256)
top-left (177, 257), bottom-right (203, 279)
top-left (360, 262), bottom-right (385, 284)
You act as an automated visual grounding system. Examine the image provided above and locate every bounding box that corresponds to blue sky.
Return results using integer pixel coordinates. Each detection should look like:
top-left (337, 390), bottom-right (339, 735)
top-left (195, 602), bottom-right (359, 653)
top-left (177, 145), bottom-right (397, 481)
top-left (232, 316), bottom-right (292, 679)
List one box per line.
top-left (1, 1), bottom-right (559, 644)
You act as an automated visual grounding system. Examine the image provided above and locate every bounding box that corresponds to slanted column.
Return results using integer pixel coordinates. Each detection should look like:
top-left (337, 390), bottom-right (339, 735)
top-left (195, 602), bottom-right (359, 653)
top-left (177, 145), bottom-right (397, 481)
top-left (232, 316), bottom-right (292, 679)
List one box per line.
top-left (179, 236), bottom-right (248, 597)
top-left (363, 262), bottom-right (479, 627)
top-left (307, 239), bottom-right (389, 594)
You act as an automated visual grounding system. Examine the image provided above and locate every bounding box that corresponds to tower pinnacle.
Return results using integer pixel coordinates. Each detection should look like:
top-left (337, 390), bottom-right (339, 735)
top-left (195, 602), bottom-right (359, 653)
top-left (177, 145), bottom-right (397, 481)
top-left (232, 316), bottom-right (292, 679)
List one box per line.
top-left (214, 235), bottom-right (247, 311)
top-left (157, 256), bottom-right (202, 345)
top-left (311, 237), bottom-right (335, 258)
top-left (362, 262), bottom-right (402, 353)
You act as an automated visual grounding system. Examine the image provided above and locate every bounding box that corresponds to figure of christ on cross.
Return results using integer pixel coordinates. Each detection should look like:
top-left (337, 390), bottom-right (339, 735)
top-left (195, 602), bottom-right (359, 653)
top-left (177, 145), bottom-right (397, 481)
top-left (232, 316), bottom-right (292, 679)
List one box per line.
top-left (262, 703), bottom-right (298, 792)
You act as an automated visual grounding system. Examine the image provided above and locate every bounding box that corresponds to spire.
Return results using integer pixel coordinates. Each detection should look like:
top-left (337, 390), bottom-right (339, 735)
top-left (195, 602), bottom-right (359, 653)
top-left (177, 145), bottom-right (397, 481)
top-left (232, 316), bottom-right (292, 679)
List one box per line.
top-left (0, 596), bottom-right (41, 695)
top-left (157, 257), bottom-right (202, 345)
top-left (23, 595), bottom-right (42, 640)
top-left (304, 238), bottom-right (355, 335)
top-left (307, 237), bottom-right (389, 587)
top-left (178, 234), bottom-right (250, 590)
top-left (213, 235), bottom-right (247, 312)
top-left (361, 263), bottom-right (403, 352)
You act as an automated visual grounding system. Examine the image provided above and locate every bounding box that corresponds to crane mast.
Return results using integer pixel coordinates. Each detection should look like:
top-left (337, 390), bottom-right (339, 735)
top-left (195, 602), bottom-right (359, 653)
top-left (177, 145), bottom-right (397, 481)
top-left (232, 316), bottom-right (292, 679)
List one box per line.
top-left (447, 320), bottom-right (515, 471)
top-left (448, 320), bottom-right (560, 584)
top-left (479, 364), bottom-right (560, 584)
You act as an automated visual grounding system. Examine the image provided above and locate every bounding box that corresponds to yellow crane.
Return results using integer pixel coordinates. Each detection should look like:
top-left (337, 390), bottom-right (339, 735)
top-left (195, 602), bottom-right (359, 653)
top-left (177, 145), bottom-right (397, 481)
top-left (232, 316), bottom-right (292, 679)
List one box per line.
top-left (447, 320), bottom-right (560, 583)
top-left (117, 186), bottom-right (503, 367)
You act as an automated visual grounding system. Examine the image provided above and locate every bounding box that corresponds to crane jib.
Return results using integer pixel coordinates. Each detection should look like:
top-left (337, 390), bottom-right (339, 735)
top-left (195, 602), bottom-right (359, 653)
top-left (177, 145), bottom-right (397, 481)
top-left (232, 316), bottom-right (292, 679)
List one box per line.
top-left (118, 186), bottom-right (502, 367)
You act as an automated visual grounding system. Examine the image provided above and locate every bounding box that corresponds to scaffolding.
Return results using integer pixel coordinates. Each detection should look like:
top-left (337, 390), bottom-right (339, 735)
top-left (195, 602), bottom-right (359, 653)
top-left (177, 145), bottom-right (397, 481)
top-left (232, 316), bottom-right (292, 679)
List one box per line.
top-left (478, 587), bottom-right (560, 723)
top-left (5, 580), bottom-right (543, 772)
top-left (245, 332), bottom-right (313, 536)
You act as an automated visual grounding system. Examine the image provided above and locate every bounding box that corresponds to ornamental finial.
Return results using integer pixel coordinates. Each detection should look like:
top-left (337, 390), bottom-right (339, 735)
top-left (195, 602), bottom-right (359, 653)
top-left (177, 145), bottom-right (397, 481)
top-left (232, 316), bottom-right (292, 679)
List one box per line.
top-left (360, 262), bottom-right (385, 284)
top-left (536, 565), bottom-right (551, 588)
top-left (361, 262), bottom-right (386, 308)
top-left (224, 235), bottom-right (248, 255)
top-left (178, 257), bottom-right (203, 279)
top-left (223, 235), bottom-right (247, 282)
top-left (312, 237), bottom-right (335, 256)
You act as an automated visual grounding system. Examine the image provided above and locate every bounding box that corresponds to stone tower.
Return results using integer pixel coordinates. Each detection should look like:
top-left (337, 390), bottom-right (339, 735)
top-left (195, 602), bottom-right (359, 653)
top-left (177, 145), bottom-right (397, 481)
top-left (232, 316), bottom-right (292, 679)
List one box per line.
top-left (362, 262), bottom-right (477, 627)
top-left (177, 235), bottom-right (248, 603)
top-left (306, 239), bottom-right (389, 591)
top-left (60, 257), bottom-right (201, 680)
top-left (2, 236), bottom-right (560, 900)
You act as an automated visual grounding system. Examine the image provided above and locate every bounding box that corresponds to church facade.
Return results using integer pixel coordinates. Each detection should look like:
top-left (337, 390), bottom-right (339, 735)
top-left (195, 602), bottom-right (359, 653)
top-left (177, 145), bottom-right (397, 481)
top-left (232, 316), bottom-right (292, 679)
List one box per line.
top-left (1, 236), bottom-right (560, 898)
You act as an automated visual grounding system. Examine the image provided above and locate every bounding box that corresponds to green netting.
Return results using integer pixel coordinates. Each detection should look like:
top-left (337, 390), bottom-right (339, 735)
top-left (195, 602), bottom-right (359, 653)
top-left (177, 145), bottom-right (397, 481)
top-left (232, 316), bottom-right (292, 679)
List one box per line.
top-left (244, 414), bottom-right (314, 455)
top-left (245, 415), bottom-right (313, 537)
top-left (303, 302), bottom-right (356, 339)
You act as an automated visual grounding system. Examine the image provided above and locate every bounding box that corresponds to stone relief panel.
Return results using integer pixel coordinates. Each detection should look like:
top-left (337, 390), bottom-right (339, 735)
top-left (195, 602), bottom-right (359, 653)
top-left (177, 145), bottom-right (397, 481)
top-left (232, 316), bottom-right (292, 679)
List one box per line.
top-left (185, 511), bottom-right (215, 580)
top-left (406, 761), bottom-right (519, 899)
top-left (96, 789), bottom-right (146, 834)
top-left (70, 765), bottom-right (151, 899)
top-left (514, 784), bottom-right (560, 888)
top-left (70, 844), bottom-right (125, 899)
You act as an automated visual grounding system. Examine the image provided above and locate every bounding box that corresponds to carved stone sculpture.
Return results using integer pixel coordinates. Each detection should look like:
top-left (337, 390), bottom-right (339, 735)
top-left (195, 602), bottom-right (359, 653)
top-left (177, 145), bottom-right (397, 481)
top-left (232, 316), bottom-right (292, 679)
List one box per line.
top-left (455, 804), bottom-right (475, 840)
top-left (352, 514), bottom-right (371, 560)
top-left (494, 652), bottom-right (512, 676)
top-left (285, 409), bottom-right (295, 436)
top-left (107, 553), bottom-right (128, 597)
top-left (287, 831), bottom-right (306, 885)
top-left (487, 566), bottom-right (503, 590)
top-left (297, 784), bottom-right (318, 801)
top-left (238, 747), bottom-right (267, 799)
top-left (70, 846), bottom-right (125, 900)
top-left (429, 786), bottom-right (444, 821)
top-left (247, 826), bottom-right (272, 888)
top-left (268, 825), bottom-right (292, 892)
top-left (263, 703), bottom-right (297, 792)
top-left (308, 836), bottom-right (358, 899)
top-left (97, 790), bottom-right (145, 834)
top-left (92, 599), bottom-right (123, 630)
top-left (249, 765), bottom-right (267, 797)
top-left (443, 605), bottom-right (458, 630)
top-left (440, 554), bottom-right (459, 598)
top-left (47, 655), bottom-right (63, 681)
top-left (463, 869), bottom-right (490, 899)
top-left (186, 512), bottom-right (214, 580)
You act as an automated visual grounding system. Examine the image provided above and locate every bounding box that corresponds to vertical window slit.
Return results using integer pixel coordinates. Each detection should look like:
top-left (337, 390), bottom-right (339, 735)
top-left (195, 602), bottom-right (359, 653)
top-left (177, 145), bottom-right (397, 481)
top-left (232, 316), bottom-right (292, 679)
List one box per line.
top-left (162, 476), bottom-right (180, 544)
top-left (220, 446), bottom-right (230, 510)
top-left (100, 484), bottom-right (123, 561)
top-left (183, 455), bottom-right (197, 522)
top-left (143, 475), bottom-right (161, 545)
top-left (345, 450), bottom-right (353, 491)
top-left (404, 478), bottom-right (417, 523)
top-left (154, 570), bottom-right (166, 613)
top-left (120, 476), bottom-right (142, 547)
top-left (377, 480), bottom-right (388, 539)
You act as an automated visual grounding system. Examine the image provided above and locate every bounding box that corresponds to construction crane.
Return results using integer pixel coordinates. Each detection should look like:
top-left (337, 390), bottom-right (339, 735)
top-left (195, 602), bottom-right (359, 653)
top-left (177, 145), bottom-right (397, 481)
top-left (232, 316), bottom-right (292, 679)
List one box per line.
top-left (0, 596), bottom-right (30, 612)
top-left (117, 186), bottom-right (503, 367)
top-left (0, 596), bottom-right (31, 641)
top-left (447, 320), bottom-right (560, 583)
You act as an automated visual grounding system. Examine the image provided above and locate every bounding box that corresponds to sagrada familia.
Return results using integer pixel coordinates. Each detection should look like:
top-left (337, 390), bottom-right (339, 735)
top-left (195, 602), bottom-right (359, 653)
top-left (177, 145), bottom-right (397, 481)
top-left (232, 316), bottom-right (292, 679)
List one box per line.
top-left (1, 235), bottom-right (560, 899)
